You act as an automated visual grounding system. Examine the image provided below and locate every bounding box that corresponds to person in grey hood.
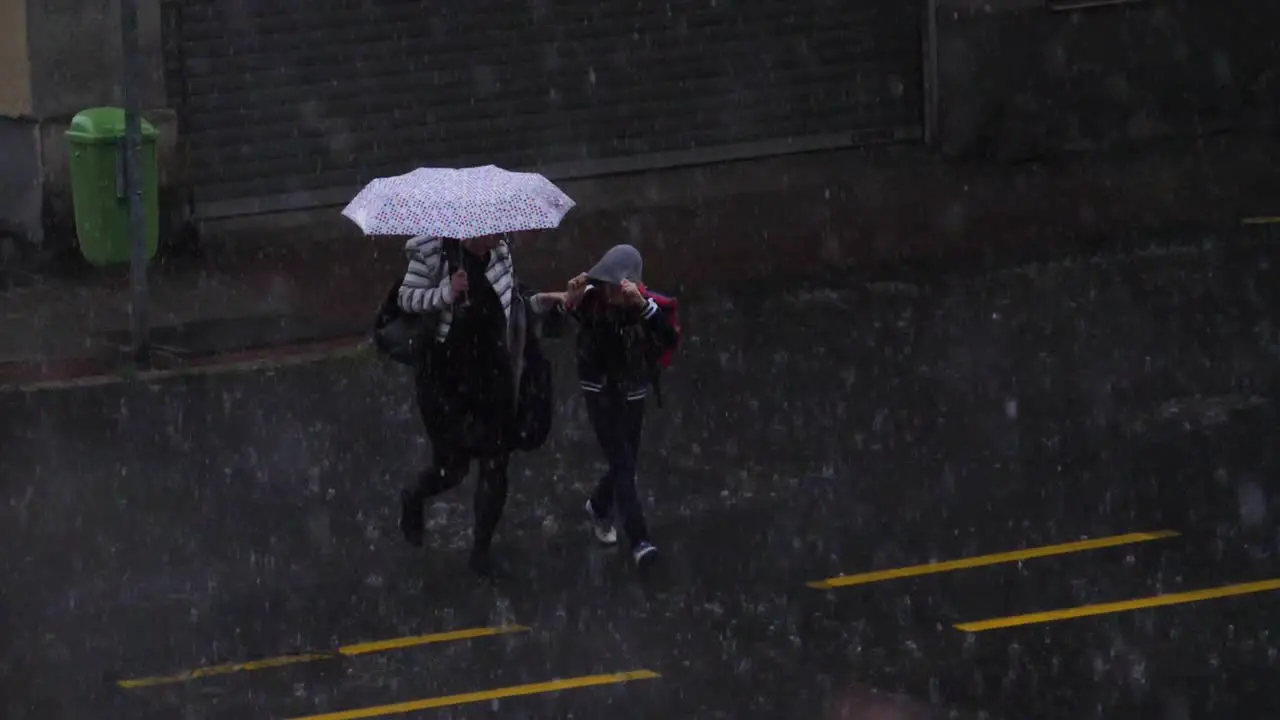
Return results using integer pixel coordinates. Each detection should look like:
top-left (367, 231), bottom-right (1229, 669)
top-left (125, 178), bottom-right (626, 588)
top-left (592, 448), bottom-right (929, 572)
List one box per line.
top-left (547, 244), bottom-right (679, 570)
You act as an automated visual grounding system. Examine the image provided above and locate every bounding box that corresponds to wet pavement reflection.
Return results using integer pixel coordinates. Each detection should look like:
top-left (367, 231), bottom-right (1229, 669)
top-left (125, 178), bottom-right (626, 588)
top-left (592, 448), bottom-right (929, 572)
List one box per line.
top-left (1, 239), bottom-right (1277, 719)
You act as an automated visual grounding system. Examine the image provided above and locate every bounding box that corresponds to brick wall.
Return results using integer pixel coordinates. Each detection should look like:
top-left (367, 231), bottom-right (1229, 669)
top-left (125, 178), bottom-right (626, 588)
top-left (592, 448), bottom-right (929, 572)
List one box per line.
top-left (937, 0), bottom-right (1280, 159)
top-left (170, 0), bottom-right (922, 214)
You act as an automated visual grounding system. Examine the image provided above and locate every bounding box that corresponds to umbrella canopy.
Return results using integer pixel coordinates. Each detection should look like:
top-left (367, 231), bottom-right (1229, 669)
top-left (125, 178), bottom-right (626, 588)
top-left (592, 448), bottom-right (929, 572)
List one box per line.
top-left (342, 165), bottom-right (576, 238)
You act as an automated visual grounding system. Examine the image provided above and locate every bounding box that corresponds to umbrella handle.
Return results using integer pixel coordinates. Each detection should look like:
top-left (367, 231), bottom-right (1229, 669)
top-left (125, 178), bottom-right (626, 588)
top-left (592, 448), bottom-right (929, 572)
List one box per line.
top-left (455, 242), bottom-right (469, 307)
top-left (447, 239), bottom-right (469, 309)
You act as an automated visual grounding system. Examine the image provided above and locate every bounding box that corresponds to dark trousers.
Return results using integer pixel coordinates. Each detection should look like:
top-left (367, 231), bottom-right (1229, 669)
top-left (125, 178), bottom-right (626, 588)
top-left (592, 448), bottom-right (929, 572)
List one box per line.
top-left (411, 445), bottom-right (510, 557)
top-left (412, 366), bottom-right (510, 558)
top-left (585, 390), bottom-right (649, 548)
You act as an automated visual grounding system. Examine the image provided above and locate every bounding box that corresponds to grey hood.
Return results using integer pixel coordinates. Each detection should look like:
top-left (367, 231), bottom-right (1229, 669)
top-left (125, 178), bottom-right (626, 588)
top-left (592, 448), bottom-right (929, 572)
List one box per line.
top-left (586, 244), bottom-right (643, 285)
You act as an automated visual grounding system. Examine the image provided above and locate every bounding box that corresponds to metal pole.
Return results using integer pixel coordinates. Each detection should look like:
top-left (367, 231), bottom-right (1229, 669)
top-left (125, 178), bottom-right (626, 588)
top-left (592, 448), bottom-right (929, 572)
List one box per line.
top-left (120, 0), bottom-right (150, 368)
top-left (922, 0), bottom-right (941, 148)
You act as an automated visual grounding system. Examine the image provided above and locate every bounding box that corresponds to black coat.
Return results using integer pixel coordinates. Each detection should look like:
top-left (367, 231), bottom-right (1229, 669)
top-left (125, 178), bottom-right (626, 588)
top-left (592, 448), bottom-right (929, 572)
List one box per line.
top-left (571, 291), bottom-right (679, 401)
top-left (416, 281), bottom-right (550, 457)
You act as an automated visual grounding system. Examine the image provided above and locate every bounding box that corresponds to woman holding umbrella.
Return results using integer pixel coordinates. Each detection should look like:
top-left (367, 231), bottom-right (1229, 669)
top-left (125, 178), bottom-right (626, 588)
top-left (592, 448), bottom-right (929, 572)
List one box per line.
top-left (396, 232), bottom-right (529, 576)
top-left (343, 165), bottom-right (575, 577)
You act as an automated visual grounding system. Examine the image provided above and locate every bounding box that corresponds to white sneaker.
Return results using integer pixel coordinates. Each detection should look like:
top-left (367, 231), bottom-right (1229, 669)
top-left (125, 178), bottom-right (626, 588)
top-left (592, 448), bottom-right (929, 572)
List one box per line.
top-left (633, 542), bottom-right (659, 569)
top-left (584, 499), bottom-right (618, 545)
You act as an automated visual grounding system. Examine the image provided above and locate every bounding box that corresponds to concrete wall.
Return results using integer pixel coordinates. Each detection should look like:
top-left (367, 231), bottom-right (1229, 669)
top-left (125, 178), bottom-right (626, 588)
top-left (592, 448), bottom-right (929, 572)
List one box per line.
top-left (27, 0), bottom-right (167, 119)
top-left (0, 119), bottom-right (41, 267)
top-left (937, 0), bottom-right (1280, 159)
top-left (0, 0), bottom-right (30, 116)
top-left (0, 0), bottom-right (36, 259)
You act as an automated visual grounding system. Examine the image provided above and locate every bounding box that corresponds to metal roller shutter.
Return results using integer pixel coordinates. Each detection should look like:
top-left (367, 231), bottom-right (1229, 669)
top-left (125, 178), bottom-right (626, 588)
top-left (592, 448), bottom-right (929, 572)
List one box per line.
top-left (166, 0), bottom-right (923, 220)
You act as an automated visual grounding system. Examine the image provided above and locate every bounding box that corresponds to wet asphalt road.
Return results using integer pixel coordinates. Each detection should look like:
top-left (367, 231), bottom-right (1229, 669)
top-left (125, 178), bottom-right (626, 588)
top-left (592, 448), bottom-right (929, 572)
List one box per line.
top-left (3, 238), bottom-right (1279, 719)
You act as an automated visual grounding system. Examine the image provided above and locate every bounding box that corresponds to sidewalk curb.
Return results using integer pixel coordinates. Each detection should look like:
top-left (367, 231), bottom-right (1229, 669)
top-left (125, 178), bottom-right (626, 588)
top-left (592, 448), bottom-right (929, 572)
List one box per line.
top-left (3, 218), bottom-right (1274, 395)
top-left (0, 336), bottom-right (370, 394)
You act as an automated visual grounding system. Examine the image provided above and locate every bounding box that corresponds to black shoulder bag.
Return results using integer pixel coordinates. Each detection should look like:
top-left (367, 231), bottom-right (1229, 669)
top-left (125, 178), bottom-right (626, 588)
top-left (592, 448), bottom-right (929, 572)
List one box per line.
top-left (371, 239), bottom-right (459, 368)
top-left (510, 287), bottom-right (555, 452)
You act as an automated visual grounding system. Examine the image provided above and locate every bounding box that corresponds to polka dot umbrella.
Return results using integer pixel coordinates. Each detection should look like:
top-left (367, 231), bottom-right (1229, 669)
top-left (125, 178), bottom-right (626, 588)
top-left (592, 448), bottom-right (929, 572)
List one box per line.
top-left (341, 165), bottom-right (577, 238)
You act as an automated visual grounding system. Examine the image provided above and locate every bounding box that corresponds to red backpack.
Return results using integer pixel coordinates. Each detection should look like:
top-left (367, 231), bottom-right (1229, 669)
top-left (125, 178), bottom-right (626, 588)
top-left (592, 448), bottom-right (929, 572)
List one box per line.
top-left (636, 284), bottom-right (681, 366)
top-left (637, 284), bottom-right (680, 407)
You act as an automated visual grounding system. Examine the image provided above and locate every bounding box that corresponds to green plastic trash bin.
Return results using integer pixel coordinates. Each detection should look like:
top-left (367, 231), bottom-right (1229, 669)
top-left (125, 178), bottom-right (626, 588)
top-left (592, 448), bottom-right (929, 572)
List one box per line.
top-left (66, 107), bottom-right (160, 267)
